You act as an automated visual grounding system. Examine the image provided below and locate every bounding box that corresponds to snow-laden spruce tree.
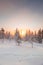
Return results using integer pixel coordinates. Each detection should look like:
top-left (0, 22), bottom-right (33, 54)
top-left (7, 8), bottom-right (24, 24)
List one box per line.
top-left (42, 29), bottom-right (43, 39)
top-left (38, 29), bottom-right (42, 43)
top-left (14, 29), bottom-right (21, 46)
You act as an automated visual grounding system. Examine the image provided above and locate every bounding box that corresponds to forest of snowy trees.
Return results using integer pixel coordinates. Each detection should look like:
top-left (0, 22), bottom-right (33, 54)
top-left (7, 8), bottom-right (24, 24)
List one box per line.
top-left (0, 28), bottom-right (43, 44)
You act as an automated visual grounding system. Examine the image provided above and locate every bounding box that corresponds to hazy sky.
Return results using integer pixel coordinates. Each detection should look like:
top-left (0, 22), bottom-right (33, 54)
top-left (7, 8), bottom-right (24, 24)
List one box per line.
top-left (0, 0), bottom-right (43, 32)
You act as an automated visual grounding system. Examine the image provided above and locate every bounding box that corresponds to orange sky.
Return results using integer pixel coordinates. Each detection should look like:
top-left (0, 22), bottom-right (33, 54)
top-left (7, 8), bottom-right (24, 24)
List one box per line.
top-left (4, 28), bottom-right (37, 38)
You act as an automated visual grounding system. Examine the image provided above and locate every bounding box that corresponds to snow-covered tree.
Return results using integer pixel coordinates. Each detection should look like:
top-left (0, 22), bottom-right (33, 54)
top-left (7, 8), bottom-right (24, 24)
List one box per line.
top-left (14, 29), bottom-right (21, 46)
top-left (5, 32), bottom-right (11, 39)
top-left (42, 29), bottom-right (43, 39)
top-left (0, 28), bottom-right (5, 39)
top-left (38, 29), bottom-right (42, 43)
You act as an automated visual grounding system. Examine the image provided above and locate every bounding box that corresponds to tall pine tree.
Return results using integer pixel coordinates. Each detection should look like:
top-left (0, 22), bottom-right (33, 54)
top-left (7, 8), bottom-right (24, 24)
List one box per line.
top-left (38, 29), bottom-right (42, 43)
top-left (42, 29), bottom-right (43, 39)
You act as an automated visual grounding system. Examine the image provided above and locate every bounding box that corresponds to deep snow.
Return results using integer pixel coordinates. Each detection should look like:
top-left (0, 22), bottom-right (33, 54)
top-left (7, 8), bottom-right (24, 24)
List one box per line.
top-left (0, 40), bottom-right (43, 65)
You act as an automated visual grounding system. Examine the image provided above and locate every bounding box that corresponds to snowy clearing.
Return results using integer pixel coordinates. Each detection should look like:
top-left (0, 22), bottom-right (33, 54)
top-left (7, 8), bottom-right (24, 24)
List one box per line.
top-left (0, 40), bottom-right (43, 65)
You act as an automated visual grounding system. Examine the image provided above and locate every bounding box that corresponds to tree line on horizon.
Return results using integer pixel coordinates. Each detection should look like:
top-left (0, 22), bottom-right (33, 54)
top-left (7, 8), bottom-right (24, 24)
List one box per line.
top-left (0, 28), bottom-right (43, 43)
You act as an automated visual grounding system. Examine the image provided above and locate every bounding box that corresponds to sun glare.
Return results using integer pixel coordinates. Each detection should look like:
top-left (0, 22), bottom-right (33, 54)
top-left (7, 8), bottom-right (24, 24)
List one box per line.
top-left (19, 29), bottom-right (26, 37)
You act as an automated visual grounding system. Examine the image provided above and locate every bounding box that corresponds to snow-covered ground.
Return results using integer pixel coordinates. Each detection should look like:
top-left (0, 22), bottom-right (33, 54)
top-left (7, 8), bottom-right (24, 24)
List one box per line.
top-left (0, 40), bottom-right (43, 65)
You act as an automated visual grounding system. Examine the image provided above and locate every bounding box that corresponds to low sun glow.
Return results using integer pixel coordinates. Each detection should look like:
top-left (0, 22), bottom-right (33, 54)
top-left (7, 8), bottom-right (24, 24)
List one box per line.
top-left (19, 29), bottom-right (26, 37)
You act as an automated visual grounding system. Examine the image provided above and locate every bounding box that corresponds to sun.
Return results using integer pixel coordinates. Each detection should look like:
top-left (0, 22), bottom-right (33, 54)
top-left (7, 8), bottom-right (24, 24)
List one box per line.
top-left (21, 30), bottom-right (25, 36)
top-left (19, 29), bottom-right (26, 37)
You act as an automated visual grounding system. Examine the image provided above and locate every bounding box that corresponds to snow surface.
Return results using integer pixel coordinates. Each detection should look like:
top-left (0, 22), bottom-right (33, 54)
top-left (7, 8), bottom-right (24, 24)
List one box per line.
top-left (0, 40), bottom-right (43, 65)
